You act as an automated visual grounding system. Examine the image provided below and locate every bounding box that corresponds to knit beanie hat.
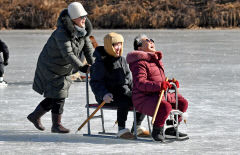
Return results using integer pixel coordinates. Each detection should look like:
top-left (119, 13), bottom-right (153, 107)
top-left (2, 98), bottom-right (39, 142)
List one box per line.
top-left (68, 2), bottom-right (87, 19)
top-left (104, 32), bottom-right (124, 57)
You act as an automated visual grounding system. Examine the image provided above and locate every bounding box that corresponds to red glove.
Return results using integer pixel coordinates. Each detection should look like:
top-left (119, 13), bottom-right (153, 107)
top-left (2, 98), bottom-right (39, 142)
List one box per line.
top-left (161, 81), bottom-right (172, 91)
top-left (172, 78), bottom-right (180, 88)
top-left (174, 80), bottom-right (179, 88)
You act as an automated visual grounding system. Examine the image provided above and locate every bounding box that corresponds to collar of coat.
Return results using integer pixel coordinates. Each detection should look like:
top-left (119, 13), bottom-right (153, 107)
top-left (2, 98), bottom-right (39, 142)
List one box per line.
top-left (126, 50), bottom-right (163, 64)
top-left (94, 46), bottom-right (120, 62)
top-left (57, 9), bottom-right (92, 39)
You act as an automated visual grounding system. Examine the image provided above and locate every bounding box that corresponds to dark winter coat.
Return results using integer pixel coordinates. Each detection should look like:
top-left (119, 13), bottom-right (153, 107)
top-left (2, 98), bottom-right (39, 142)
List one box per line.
top-left (33, 9), bottom-right (94, 98)
top-left (0, 39), bottom-right (9, 64)
top-left (90, 46), bottom-right (132, 103)
top-left (126, 50), bottom-right (176, 116)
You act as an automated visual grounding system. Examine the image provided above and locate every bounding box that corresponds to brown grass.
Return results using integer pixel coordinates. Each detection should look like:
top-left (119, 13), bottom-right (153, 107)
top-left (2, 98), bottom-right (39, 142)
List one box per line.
top-left (0, 0), bottom-right (240, 29)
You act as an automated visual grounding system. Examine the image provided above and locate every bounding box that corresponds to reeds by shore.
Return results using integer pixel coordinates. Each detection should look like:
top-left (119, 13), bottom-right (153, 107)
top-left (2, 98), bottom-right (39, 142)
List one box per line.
top-left (0, 0), bottom-right (239, 29)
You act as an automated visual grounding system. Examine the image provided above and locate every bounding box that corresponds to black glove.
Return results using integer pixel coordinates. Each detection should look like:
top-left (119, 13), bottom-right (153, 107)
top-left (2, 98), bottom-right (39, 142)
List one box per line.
top-left (3, 61), bottom-right (8, 66)
top-left (79, 64), bottom-right (89, 73)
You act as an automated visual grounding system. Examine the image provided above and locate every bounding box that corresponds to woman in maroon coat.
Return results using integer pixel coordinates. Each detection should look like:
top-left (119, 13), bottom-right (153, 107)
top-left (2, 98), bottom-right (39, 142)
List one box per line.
top-left (126, 34), bottom-right (188, 142)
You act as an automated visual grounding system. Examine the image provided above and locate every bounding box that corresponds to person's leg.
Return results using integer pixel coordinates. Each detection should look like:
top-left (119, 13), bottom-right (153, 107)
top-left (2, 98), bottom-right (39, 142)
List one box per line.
top-left (165, 95), bottom-right (189, 139)
top-left (130, 112), bottom-right (151, 137)
top-left (116, 97), bottom-right (130, 131)
top-left (153, 100), bottom-right (172, 127)
top-left (51, 98), bottom-right (70, 133)
top-left (114, 95), bottom-right (135, 139)
top-left (0, 63), bottom-right (4, 82)
top-left (136, 112), bottom-right (145, 126)
top-left (27, 98), bottom-right (51, 131)
top-left (152, 100), bottom-right (172, 142)
top-left (170, 94), bottom-right (188, 122)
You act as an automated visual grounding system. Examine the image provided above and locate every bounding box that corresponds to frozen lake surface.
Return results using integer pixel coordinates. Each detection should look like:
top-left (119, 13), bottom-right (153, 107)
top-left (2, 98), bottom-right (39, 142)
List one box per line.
top-left (0, 29), bottom-right (240, 154)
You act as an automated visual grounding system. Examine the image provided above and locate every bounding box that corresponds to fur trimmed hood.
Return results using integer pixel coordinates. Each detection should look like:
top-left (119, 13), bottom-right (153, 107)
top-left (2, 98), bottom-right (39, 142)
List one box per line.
top-left (104, 32), bottom-right (124, 58)
top-left (57, 9), bottom-right (92, 38)
top-left (126, 50), bottom-right (163, 64)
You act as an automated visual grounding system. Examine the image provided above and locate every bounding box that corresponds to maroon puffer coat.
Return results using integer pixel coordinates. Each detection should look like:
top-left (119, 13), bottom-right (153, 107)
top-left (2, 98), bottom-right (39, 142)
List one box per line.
top-left (126, 50), bottom-right (177, 116)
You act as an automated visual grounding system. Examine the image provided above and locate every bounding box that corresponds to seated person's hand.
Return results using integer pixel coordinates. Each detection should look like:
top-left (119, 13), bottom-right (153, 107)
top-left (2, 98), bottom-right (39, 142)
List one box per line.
top-left (171, 78), bottom-right (179, 88)
top-left (174, 80), bottom-right (179, 88)
top-left (161, 81), bottom-right (172, 91)
top-left (103, 93), bottom-right (113, 103)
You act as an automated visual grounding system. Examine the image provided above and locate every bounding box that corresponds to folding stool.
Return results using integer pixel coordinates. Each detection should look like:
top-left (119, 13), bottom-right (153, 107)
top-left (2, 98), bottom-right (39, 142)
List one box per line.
top-left (84, 73), bottom-right (152, 139)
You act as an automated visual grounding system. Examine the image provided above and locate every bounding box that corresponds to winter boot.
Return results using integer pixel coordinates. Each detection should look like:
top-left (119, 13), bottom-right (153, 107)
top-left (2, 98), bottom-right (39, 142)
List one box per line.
top-left (151, 126), bottom-right (165, 142)
top-left (117, 128), bottom-right (135, 140)
top-left (0, 80), bottom-right (8, 87)
top-left (165, 127), bottom-right (188, 139)
top-left (165, 119), bottom-right (188, 139)
top-left (51, 113), bottom-right (70, 133)
top-left (27, 105), bottom-right (47, 131)
top-left (131, 125), bottom-right (150, 137)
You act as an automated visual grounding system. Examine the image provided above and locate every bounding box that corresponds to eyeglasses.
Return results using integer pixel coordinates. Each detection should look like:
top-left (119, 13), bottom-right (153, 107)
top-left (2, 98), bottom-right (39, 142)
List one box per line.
top-left (80, 16), bottom-right (87, 19)
top-left (146, 39), bottom-right (154, 43)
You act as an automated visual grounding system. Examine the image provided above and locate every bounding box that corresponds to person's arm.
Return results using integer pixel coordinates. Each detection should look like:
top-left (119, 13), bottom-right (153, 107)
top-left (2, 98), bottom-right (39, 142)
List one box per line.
top-left (90, 61), bottom-right (109, 100)
top-left (130, 61), bottom-right (163, 93)
top-left (54, 31), bottom-right (89, 73)
top-left (0, 40), bottom-right (9, 64)
top-left (82, 36), bottom-right (94, 65)
top-left (122, 57), bottom-right (132, 96)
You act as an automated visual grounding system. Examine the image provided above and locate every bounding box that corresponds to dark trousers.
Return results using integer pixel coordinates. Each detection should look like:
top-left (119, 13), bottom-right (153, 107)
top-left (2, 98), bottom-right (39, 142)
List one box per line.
top-left (0, 63), bottom-right (4, 77)
top-left (106, 94), bottom-right (145, 128)
top-left (40, 98), bottom-right (65, 114)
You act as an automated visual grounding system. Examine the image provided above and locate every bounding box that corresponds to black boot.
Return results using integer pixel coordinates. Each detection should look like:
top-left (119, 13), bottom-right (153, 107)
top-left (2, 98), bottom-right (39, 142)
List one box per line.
top-left (51, 113), bottom-right (70, 133)
top-left (166, 119), bottom-right (175, 126)
top-left (151, 126), bottom-right (164, 142)
top-left (165, 127), bottom-right (188, 139)
top-left (27, 105), bottom-right (47, 131)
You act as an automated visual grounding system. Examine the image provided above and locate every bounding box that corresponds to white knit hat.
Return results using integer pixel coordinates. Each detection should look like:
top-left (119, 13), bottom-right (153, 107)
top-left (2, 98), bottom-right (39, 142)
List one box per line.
top-left (68, 2), bottom-right (88, 19)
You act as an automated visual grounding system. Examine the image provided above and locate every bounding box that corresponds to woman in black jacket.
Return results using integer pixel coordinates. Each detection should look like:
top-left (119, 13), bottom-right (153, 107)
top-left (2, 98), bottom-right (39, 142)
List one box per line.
top-left (27, 2), bottom-right (94, 133)
top-left (90, 32), bottom-right (148, 139)
top-left (0, 39), bottom-right (9, 86)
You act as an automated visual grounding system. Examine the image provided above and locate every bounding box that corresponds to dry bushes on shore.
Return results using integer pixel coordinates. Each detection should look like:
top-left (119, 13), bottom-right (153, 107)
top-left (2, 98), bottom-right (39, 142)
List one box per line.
top-left (0, 0), bottom-right (67, 29)
top-left (0, 0), bottom-right (240, 29)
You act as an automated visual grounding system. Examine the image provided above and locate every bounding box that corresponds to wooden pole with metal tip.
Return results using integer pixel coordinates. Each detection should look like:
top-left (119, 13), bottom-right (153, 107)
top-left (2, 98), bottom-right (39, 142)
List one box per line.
top-left (151, 77), bottom-right (168, 125)
top-left (76, 101), bottom-right (106, 133)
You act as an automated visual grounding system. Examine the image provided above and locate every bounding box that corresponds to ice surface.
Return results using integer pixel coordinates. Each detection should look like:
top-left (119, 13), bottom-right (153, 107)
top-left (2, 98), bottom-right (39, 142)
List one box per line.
top-left (0, 29), bottom-right (240, 154)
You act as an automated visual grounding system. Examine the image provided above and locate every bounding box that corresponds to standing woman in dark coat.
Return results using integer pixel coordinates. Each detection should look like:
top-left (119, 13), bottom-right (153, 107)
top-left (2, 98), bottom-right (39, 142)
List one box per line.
top-left (90, 32), bottom-right (148, 139)
top-left (27, 2), bottom-right (94, 133)
top-left (0, 39), bottom-right (9, 86)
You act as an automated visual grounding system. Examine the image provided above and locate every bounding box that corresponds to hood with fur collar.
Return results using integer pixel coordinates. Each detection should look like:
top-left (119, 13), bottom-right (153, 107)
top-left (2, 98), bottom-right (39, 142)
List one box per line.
top-left (57, 9), bottom-right (92, 38)
top-left (126, 50), bottom-right (163, 64)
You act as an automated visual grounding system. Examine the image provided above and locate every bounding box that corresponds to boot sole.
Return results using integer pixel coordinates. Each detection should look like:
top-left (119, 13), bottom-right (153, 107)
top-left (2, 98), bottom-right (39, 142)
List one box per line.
top-left (51, 128), bottom-right (70, 134)
top-left (165, 135), bottom-right (189, 140)
top-left (51, 130), bottom-right (70, 134)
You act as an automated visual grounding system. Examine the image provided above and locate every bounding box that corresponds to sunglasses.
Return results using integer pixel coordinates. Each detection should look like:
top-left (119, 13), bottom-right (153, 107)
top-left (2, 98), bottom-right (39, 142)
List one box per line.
top-left (146, 39), bottom-right (154, 43)
top-left (80, 16), bottom-right (87, 19)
